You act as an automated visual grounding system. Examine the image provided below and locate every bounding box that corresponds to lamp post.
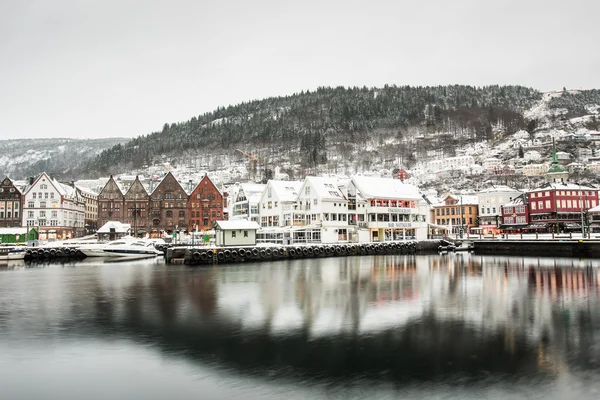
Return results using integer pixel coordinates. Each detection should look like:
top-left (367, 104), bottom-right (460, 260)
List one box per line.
top-left (579, 182), bottom-right (585, 238)
top-left (460, 196), bottom-right (465, 239)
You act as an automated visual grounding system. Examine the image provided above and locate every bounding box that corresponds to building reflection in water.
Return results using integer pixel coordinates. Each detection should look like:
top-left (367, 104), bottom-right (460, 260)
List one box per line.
top-left (1, 254), bottom-right (600, 383)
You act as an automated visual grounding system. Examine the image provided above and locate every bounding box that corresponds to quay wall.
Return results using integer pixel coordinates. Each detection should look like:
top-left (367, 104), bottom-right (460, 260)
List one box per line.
top-left (472, 240), bottom-right (600, 258)
top-left (167, 240), bottom-right (442, 266)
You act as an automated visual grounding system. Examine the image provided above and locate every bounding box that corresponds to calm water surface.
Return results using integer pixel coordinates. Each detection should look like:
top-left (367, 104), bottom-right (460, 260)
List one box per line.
top-left (1, 254), bottom-right (600, 399)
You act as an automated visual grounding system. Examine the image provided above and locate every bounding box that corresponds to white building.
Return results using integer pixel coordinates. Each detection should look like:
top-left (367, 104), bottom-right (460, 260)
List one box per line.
top-left (477, 186), bottom-right (522, 232)
top-left (230, 183), bottom-right (266, 223)
top-left (482, 157), bottom-right (503, 172)
top-left (427, 155), bottom-right (475, 174)
top-left (23, 172), bottom-right (85, 240)
top-left (258, 180), bottom-right (302, 227)
top-left (215, 220), bottom-right (260, 247)
top-left (294, 176), bottom-right (350, 243)
top-left (349, 175), bottom-right (428, 241)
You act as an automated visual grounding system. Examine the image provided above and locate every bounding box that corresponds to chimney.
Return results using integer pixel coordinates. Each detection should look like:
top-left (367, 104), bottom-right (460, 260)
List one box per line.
top-left (29, 177), bottom-right (34, 185)
top-left (188, 179), bottom-right (193, 192)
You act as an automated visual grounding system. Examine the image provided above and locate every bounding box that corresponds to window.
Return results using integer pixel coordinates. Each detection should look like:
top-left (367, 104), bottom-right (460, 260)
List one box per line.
top-left (45, 192), bottom-right (49, 199)
top-left (305, 186), bottom-right (310, 195)
top-left (531, 202), bottom-right (536, 210)
top-left (313, 199), bottom-right (318, 205)
top-left (32, 193), bottom-right (36, 199)
top-left (231, 231), bottom-right (236, 238)
top-left (40, 202), bottom-right (46, 208)
top-left (244, 231), bottom-right (248, 238)
top-left (166, 210), bottom-right (173, 218)
top-left (545, 200), bottom-right (550, 209)
top-left (179, 211), bottom-right (185, 218)
top-left (28, 201), bottom-right (34, 208)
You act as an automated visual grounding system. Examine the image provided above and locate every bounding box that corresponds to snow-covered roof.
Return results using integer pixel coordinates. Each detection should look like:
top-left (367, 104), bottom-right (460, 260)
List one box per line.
top-left (0, 228), bottom-right (30, 235)
top-left (588, 204), bottom-right (600, 213)
top-left (76, 186), bottom-right (98, 196)
top-left (214, 220), bottom-right (260, 230)
top-left (239, 183), bottom-right (266, 203)
top-left (502, 194), bottom-right (527, 208)
top-left (478, 186), bottom-right (520, 194)
top-left (351, 175), bottom-right (421, 200)
top-left (97, 221), bottom-right (131, 234)
top-left (304, 176), bottom-right (346, 201)
top-left (268, 180), bottom-right (301, 202)
top-left (530, 182), bottom-right (597, 192)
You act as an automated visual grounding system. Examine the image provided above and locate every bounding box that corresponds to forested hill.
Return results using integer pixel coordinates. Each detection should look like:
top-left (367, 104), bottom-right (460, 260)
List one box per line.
top-left (83, 85), bottom-right (544, 177)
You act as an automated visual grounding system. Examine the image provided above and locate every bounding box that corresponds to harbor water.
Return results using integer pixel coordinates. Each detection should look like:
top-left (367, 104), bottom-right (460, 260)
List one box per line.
top-left (1, 254), bottom-right (600, 399)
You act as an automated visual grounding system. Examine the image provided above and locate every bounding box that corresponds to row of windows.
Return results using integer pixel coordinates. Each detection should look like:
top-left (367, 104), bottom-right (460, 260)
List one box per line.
top-left (436, 218), bottom-right (473, 225)
top-left (0, 211), bottom-right (19, 218)
top-left (531, 190), bottom-right (596, 198)
top-left (530, 199), bottom-right (598, 210)
top-left (435, 207), bottom-right (473, 216)
top-left (32, 192), bottom-right (55, 199)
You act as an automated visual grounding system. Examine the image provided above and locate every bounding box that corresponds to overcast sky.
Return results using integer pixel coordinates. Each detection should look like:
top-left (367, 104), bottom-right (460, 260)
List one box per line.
top-left (1, 0), bottom-right (599, 140)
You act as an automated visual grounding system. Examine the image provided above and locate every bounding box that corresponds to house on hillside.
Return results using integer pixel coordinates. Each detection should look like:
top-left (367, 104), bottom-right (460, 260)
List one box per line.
top-left (0, 177), bottom-right (23, 228)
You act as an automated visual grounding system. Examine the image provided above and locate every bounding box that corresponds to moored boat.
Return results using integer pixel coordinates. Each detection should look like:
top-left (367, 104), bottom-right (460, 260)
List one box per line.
top-left (0, 246), bottom-right (26, 260)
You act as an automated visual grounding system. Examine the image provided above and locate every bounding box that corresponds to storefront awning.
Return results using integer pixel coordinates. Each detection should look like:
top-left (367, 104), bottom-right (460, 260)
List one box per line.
top-left (499, 224), bottom-right (527, 230)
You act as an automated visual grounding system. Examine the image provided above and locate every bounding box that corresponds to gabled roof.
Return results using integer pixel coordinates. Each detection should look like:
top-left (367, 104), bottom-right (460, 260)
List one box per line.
top-left (214, 220), bottom-right (260, 230)
top-left (302, 176), bottom-right (346, 201)
top-left (440, 194), bottom-right (478, 205)
top-left (502, 194), bottom-right (528, 207)
top-left (190, 175), bottom-right (222, 197)
top-left (0, 176), bottom-right (22, 194)
top-left (351, 175), bottom-right (421, 200)
top-left (99, 175), bottom-right (125, 196)
top-left (266, 180), bottom-right (302, 202)
top-left (124, 176), bottom-right (149, 198)
top-left (151, 171), bottom-right (187, 196)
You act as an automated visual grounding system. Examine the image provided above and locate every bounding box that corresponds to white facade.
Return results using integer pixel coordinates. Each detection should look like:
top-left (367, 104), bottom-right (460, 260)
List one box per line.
top-left (22, 172), bottom-right (85, 239)
top-left (482, 158), bottom-right (503, 172)
top-left (230, 183), bottom-right (266, 223)
top-left (215, 220), bottom-right (260, 247)
top-left (294, 177), bottom-right (350, 243)
top-left (349, 175), bottom-right (428, 241)
top-left (427, 155), bottom-right (474, 173)
top-left (477, 186), bottom-right (522, 227)
top-left (258, 180), bottom-right (302, 227)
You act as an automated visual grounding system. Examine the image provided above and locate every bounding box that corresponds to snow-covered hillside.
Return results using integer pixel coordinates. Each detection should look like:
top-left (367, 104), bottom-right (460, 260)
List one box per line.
top-left (0, 138), bottom-right (127, 180)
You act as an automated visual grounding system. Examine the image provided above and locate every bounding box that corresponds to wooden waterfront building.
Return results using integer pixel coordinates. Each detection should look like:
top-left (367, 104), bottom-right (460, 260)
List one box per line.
top-left (97, 175), bottom-right (125, 229)
top-left (149, 172), bottom-right (189, 235)
top-left (123, 176), bottom-right (149, 237)
top-left (188, 175), bottom-right (223, 232)
top-left (0, 177), bottom-right (23, 228)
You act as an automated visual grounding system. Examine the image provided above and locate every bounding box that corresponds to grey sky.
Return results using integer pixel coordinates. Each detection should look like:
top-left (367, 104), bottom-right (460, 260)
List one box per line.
top-left (1, 0), bottom-right (599, 140)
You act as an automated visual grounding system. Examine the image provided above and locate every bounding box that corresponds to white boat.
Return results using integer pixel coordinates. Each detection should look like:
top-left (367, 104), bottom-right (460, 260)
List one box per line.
top-left (0, 246), bottom-right (26, 261)
top-left (79, 238), bottom-right (161, 259)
